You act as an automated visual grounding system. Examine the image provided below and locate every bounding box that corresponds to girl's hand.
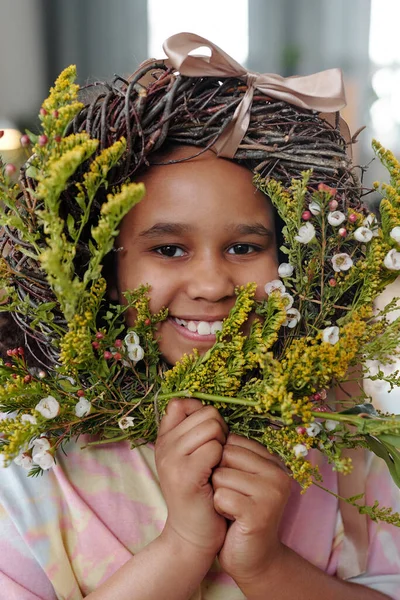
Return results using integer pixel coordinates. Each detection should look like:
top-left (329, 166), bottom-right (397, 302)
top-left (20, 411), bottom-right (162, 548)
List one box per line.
top-left (212, 433), bottom-right (291, 586)
top-left (155, 398), bottom-right (228, 556)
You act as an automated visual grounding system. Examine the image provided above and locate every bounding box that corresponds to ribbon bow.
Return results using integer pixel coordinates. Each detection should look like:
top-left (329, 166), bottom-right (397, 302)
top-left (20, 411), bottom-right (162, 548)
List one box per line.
top-left (163, 32), bottom-right (347, 158)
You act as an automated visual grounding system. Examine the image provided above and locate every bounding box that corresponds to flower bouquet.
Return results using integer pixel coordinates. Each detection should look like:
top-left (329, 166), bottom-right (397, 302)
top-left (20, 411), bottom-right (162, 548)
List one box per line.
top-left (1, 65), bottom-right (400, 526)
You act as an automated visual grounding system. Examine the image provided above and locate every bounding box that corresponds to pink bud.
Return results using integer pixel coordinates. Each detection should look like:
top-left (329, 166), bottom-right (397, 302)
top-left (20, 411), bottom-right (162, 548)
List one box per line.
top-left (296, 426), bottom-right (307, 435)
top-left (114, 339), bottom-right (123, 348)
top-left (52, 110), bottom-right (59, 118)
top-left (348, 213), bottom-right (358, 223)
top-left (0, 130), bottom-right (4, 139)
top-left (20, 134), bottom-right (31, 147)
top-left (313, 392), bottom-right (322, 402)
top-left (5, 163), bottom-right (16, 176)
top-left (302, 210), bottom-right (312, 221)
top-left (329, 278), bottom-right (337, 287)
top-left (103, 351), bottom-right (112, 360)
top-left (338, 227), bottom-right (347, 237)
top-left (39, 108), bottom-right (47, 116)
top-left (38, 134), bottom-right (48, 146)
top-left (329, 199), bottom-right (338, 211)
top-left (54, 135), bottom-right (62, 143)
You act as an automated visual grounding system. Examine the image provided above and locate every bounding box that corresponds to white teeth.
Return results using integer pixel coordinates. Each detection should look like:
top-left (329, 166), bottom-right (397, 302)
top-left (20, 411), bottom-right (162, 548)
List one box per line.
top-left (187, 321), bottom-right (197, 332)
top-left (210, 321), bottom-right (223, 334)
top-left (173, 317), bottom-right (223, 335)
top-left (175, 318), bottom-right (187, 326)
top-left (197, 321), bottom-right (211, 336)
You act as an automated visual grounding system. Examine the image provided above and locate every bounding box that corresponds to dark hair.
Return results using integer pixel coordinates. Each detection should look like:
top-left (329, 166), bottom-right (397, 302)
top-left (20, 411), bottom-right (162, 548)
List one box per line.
top-left (1, 62), bottom-right (359, 368)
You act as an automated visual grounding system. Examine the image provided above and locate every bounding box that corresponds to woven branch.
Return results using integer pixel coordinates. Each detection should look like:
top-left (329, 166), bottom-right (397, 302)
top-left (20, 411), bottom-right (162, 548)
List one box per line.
top-left (1, 63), bottom-right (363, 368)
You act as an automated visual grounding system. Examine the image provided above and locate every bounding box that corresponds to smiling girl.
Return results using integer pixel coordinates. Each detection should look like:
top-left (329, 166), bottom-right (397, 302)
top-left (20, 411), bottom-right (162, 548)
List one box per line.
top-left (111, 145), bottom-right (278, 365)
top-left (0, 33), bottom-right (399, 600)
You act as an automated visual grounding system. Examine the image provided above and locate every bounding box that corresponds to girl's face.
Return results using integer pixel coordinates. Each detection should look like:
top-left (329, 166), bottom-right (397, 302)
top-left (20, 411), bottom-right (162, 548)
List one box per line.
top-left (112, 147), bottom-right (279, 365)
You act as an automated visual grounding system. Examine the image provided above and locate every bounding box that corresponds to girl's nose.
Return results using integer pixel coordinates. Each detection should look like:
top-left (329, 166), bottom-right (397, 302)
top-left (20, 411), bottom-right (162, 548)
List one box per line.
top-left (185, 256), bottom-right (235, 302)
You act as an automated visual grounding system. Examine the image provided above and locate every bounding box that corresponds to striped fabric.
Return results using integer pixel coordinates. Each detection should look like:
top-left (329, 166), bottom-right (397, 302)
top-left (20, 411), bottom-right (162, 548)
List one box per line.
top-left (0, 439), bottom-right (399, 599)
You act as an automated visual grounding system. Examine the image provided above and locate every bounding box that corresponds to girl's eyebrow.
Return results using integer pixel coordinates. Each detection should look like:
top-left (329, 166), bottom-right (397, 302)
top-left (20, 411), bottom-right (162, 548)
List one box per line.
top-left (138, 222), bottom-right (274, 239)
top-left (230, 223), bottom-right (274, 238)
top-left (138, 222), bottom-right (193, 238)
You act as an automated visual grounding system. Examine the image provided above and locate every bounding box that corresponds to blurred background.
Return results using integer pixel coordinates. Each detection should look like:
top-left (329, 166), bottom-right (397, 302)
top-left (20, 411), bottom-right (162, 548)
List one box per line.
top-left (0, 0), bottom-right (399, 411)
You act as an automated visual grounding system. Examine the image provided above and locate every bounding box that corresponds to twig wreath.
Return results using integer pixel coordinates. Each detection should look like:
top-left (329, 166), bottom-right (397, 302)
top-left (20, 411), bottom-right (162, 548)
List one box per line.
top-left (1, 34), bottom-right (400, 525)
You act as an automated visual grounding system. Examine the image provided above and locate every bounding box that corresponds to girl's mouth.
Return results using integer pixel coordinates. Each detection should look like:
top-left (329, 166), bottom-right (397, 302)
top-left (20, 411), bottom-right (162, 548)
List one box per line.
top-left (169, 317), bottom-right (223, 340)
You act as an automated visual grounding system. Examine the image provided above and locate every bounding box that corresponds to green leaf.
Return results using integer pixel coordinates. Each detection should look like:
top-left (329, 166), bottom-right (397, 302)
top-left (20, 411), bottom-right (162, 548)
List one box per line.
top-left (377, 434), bottom-right (400, 449)
top-left (25, 165), bottom-right (40, 180)
top-left (66, 213), bottom-right (76, 237)
top-left (58, 378), bottom-right (78, 393)
top-left (340, 403), bottom-right (378, 416)
top-left (365, 435), bottom-right (400, 488)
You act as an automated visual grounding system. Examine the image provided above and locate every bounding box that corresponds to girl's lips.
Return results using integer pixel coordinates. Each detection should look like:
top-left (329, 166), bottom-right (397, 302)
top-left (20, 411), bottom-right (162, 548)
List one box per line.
top-left (167, 317), bottom-right (217, 342)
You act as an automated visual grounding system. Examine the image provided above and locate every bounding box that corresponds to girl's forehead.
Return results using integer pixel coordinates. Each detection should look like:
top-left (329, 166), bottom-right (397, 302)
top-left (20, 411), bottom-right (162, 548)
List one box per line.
top-left (118, 152), bottom-right (275, 239)
top-left (134, 153), bottom-right (272, 218)
top-left (139, 146), bottom-right (258, 198)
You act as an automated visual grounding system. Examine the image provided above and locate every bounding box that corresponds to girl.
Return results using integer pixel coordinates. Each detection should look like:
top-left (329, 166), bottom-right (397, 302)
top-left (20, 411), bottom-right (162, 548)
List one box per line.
top-left (0, 33), bottom-right (399, 600)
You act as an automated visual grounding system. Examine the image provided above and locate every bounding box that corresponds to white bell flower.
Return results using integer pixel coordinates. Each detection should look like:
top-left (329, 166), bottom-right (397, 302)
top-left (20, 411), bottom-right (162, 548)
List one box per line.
top-left (353, 227), bottom-right (373, 243)
top-left (322, 326), bottom-right (340, 345)
top-left (384, 249), bottom-right (400, 271)
top-left (14, 451), bottom-right (33, 470)
top-left (293, 444), bottom-right (308, 458)
top-left (75, 398), bottom-right (92, 417)
top-left (31, 437), bottom-right (51, 460)
top-left (294, 222), bottom-right (316, 244)
top-left (34, 452), bottom-right (55, 470)
top-left (324, 419), bottom-right (338, 431)
top-left (306, 422), bottom-right (322, 437)
top-left (281, 293), bottom-right (294, 309)
top-left (331, 253), bottom-right (353, 272)
top-left (128, 344), bottom-right (145, 363)
top-left (118, 416), bottom-right (135, 430)
top-left (363, 214), bottom-right (379, 237)
top-left (327, 211), bottom-right (346, 226)
top-left (390, 226), bottom-right (400, 244)
top-left (283, 308), bottom-right (301, 328)
top-left (278, 263), bottom-right (294, 277)
top-left (124, 331), bottom-right (140, 347)
top-left (35, 396), bottom-right (59, 419)
top-left (264, 279), bottom-right (285, 295)
top-left (309, 201), bottom-right (321, 215)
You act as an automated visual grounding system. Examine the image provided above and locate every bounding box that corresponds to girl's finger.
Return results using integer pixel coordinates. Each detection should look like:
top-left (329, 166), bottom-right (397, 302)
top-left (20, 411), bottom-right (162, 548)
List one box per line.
top-left (177, 418), bottom-right (227, 456)
top-left (159, 400), bottom-right (228, 438)
top-left (157, 398), bottom-right (205, 435)
top-left (213, 486), bottom-right (253, 522)
top-left (190, 439), bottom-right (225, 473)
top-left (212, 466), bottom-right (254, 497)
top-left (220, 442), bottom-right (288, 475)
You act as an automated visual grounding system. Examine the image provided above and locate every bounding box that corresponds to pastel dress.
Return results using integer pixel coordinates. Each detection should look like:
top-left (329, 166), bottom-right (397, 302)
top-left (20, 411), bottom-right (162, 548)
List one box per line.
top-left (0, 438), bottom-right (399, 600)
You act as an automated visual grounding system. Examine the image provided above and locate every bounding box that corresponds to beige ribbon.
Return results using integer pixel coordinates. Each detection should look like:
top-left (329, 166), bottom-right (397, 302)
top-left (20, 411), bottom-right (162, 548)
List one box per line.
top-left (163, 32), bottom-right (347, 158)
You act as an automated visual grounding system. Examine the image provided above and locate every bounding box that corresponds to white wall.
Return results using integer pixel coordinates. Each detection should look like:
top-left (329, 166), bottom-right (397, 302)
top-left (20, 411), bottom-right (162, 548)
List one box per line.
top-left (0, 0), bottom-right (46, 124)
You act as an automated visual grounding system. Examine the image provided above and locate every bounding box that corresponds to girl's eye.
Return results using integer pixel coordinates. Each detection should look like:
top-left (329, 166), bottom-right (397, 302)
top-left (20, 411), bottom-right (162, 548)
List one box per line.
top-left (227, 244), bottom-right (259, 255)
top-left (155, 245), bottom-right (185, 258)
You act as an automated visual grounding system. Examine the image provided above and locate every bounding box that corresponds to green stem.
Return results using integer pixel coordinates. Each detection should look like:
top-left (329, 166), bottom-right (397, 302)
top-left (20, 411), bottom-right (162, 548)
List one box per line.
top-left (157, 390), bottom-right (259, 407)
top-left (310, 410), bottom-right (363, 425)
top-left (82, 433), bottom-right (130, 447)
